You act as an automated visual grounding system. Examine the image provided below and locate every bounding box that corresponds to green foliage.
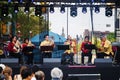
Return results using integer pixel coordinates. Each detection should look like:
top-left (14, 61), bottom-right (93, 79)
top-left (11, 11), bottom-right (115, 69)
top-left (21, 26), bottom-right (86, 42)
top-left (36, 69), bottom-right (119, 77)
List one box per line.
top-left (107, 32), bottom-right (115, 42)
top-left (16, 7), bottom-right (48, 40)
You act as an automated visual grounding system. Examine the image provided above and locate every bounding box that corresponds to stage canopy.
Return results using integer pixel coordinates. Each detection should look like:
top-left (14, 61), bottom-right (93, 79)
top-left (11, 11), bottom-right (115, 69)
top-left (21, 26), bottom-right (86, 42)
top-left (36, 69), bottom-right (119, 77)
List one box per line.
top-left (30, 31), bottom-right (66, 43)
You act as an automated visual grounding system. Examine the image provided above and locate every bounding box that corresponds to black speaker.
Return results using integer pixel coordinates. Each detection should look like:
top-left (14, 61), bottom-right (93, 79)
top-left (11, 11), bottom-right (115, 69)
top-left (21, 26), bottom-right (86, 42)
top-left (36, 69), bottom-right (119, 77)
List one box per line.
top-left (61, 53), bottom-right (74, 65)
top-left (0, 58), bottom-right (19, 66)
top-left (94, 58), bottom-right (112, 67)
top-left (115, 19), bottom-right (119, 28)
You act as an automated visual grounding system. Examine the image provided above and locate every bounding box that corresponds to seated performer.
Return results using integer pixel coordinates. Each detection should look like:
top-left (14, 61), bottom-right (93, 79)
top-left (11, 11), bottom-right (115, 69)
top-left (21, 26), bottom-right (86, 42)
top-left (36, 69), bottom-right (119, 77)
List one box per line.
top-left (21, 38), bottom-right (35, 65)
top-left (7, 35), bottom-right (22, 64)
top-left (80, 36), bottom-right (92, 65)
top-left (97, 35), bottom-right (114, 58)
top-left (61, 35), bottom-right (75, 65)
top-left (39, 34), bottom-right (55, 58)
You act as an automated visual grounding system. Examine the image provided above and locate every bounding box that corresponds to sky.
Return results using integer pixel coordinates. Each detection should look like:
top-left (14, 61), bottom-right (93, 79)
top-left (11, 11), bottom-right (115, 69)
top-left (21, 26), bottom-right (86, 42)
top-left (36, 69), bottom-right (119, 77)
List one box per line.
top-left (49, 7), bottom-right (115, 38)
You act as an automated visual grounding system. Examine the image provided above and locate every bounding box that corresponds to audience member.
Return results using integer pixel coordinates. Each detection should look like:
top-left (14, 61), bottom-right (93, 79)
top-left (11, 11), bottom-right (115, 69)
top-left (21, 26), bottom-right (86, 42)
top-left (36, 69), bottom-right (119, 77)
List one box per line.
top-left (31, 65), bottom-right (40, 80)
top-left (21, 68), bottom-right (33, 80)
top-left (51, 67), bottom-right (63, 80)
top-left (0, 66), bottom-right (5, 80)
top-left (35, 70), bottom-right (45, 80)
top-left (3, 66), bottom-right (12, 80)
top-left (14, 65), bottom-right (28, 80)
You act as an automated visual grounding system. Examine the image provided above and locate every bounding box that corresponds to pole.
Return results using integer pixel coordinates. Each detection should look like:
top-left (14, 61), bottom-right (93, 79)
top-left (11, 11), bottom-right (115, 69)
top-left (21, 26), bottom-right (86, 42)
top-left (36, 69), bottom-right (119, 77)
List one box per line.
top-left (90, 5), bottom-right (94, 42)
top-left (67, 7), bottom-right (69, 37)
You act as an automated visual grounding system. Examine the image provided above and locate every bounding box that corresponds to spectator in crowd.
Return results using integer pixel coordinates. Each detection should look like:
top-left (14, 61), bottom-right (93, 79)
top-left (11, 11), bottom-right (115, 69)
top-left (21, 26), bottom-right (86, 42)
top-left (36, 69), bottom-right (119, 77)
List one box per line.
top-left (0, 66), bottom-right (5, 80)
top-left (35, 70), bottom-right (45, 80)
top-left (51, 67), bottom-right (63, 80)
top-left (31, 65), bottom-right (40, 80)
top-left (21, 68), bottom-right (33, 80)
top-left (14, 65), bottom-right (28, 80)
top-left (3, 66), bottom-right (12, 80)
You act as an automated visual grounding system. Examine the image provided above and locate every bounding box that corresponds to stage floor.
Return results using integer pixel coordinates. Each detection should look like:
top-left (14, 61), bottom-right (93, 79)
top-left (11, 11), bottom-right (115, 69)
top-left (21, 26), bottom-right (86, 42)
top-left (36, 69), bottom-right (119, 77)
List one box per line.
top-left (10, 62), bottom-right (120, 80)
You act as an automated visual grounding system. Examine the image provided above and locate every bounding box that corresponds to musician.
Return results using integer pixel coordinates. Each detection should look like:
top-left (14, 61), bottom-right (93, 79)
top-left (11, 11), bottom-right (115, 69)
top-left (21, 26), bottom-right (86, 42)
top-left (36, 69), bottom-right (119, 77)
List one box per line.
top-left (21, 38), bottom-right (35, 65)
top-left (61, 35), bottom-right (75, 64)
top-left (96, 35), bottom-right (114, 58)
top-left (7, 35), bottom-right (22, 64)
top-left (39, 34), bottom-right (55, 58)
top-left (80, 36), bottom-right (92, 64)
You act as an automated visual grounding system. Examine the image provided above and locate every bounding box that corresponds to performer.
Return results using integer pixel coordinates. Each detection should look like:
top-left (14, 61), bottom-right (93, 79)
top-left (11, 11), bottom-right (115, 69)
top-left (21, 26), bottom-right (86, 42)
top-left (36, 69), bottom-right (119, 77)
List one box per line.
top-left (39, 34), bottom-right (55, 58)
top-left (96, 35), bottom-right (114, 58)
top-left (61, 35), bottom-right (75, 65)
top-left (80, 36), bottom-right (92, 64)
top-left (7, 35), bottom-right (22, 64)
top-left (21, 38), bottom-right (35, 65)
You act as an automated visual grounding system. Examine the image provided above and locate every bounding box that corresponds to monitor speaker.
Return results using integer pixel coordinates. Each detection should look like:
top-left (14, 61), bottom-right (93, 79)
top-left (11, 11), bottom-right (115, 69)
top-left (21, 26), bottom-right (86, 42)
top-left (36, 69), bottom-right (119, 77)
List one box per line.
top-left (94, 58), bottom-right (112, 67)
top-left (0, 58), bottom-right (19, 66)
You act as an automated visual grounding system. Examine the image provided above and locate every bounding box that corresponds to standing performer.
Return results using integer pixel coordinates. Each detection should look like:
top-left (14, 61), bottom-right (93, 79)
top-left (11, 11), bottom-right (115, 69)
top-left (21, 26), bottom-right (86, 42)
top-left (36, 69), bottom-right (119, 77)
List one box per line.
top-left (80, 36), bottom-right (92, 65)
top-left (21, 38), bottom-right (35, 65)
top-left (7, 35), bottom-right (22, 64)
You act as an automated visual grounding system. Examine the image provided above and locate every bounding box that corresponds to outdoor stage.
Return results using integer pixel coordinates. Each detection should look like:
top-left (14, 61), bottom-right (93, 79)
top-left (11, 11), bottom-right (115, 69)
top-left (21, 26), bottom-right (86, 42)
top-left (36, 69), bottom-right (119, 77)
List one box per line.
top-left (11, 62), bottom-right (120, 80)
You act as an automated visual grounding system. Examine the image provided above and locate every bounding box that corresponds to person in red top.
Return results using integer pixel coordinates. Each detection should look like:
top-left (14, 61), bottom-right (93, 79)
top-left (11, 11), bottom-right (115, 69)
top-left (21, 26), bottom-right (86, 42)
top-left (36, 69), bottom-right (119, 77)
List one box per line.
top-left (21, 38), bottom-right (35, 65)
top-left (80, 36), bottom-right (92, 65)
top-left (7, 35), bottom-right (22, 64)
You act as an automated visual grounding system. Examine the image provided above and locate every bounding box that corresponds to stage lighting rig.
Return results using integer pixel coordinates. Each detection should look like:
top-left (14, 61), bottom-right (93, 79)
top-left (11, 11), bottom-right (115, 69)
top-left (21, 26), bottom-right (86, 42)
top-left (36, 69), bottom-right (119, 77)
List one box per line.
top-left (2, 5), bottom-right (8, 17)
top-left (50, 4), bottom-right (54, 13)
top-left (82, 6), bottom-right (87, 14)
top-left (70, 5), bottom-right (77, 17)
top-left (105, 6), bottom-right (112, 17)
top-left (24, 3), bottom-right (29, 13)
top-left (14, 4), bottom-right (19, 13)
top-left (8, 0), bottom-right (11, 3)
top-left (35, 5), bottom-right (42, 16)
top-left (18, 0), bottom-right (23, 3)
top-left (95, 5), bottom-right (100, 13)
top-left (60, 4), bottom-right (65, 13)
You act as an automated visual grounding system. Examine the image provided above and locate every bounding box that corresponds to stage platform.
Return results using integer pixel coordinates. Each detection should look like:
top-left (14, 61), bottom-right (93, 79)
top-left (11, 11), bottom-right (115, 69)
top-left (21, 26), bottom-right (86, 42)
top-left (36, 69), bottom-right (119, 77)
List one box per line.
top-left (9, 62), bottom-right (120, 80)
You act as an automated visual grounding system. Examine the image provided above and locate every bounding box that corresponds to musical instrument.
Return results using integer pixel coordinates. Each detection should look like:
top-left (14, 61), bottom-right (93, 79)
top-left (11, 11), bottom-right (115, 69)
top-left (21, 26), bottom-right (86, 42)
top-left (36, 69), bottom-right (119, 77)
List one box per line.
top-left (13, 40), bottom-right (21, 53)
top-left (0, 50), bottom-right (3, 55)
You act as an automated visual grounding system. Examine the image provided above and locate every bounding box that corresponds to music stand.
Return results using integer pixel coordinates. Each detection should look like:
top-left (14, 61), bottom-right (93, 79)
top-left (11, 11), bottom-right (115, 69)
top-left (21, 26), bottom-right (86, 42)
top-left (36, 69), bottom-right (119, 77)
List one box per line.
top-left (57, 45), bottom-right (70, 50)
top-left (22, 46), bottom-right (34, 52)
top-left (40, 46), bottom-right (53, 52)
top-left (84, 44), bottom-right (97, 50)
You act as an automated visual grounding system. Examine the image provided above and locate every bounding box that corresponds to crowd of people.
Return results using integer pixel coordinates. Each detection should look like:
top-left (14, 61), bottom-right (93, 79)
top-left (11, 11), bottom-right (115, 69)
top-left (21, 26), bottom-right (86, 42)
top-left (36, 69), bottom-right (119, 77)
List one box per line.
top-left (0, 63), bottom-right (63, 80)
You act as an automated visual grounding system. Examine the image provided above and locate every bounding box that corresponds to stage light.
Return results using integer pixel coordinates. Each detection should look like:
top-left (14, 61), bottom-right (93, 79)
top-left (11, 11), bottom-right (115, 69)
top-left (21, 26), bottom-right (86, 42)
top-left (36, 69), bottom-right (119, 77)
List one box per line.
top-left (105, 7), bottom-right (112, 17)
top-left (24, 4), bottom-right (29, 13)
top-left (82, 6), bottom-right (87, 14)
top-left (101, 0), bottom-right (105, 2)
top-left (60, 4), bottom-right (65, 13)
top-left (95, 5), bottom-right (100, 13)
top-left (2, 5), bottom-right (8, 17)
top-left (27, 0), bottom-right (34, 3)
top-left (35, 5), bottom-right (42, 16)
top-left (70, 5), bottom-right (77, 17)
top-left (8, 0), bottom-right (11, 3)
top-left (50, 4), bottom-right (54, 13)
top-left (18, 0), bottom-right (22, 3)
top-left (14, 4), bottom-right (19, 13)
